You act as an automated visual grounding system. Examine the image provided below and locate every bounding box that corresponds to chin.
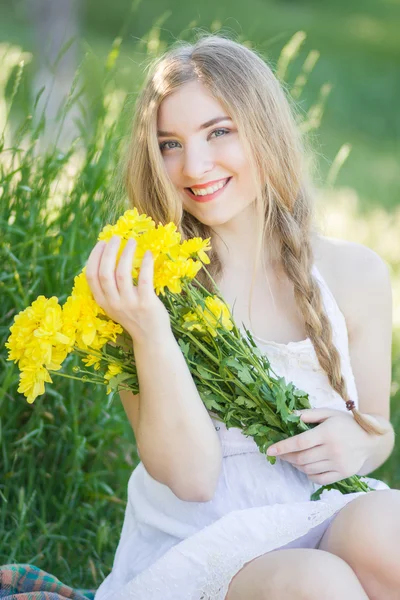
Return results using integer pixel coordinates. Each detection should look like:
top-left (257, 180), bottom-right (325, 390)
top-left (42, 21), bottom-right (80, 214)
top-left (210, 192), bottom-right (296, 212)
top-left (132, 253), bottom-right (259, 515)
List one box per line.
top-left (183, 201), bottom-right (238, 226)
top-left (188, 210), bottom-right (237, 228)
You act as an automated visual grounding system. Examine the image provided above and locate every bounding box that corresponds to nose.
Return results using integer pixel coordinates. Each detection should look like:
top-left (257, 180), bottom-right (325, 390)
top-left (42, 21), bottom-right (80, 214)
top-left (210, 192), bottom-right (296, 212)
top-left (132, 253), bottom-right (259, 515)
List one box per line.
top-left (182, 142), bottom-right (214, 182)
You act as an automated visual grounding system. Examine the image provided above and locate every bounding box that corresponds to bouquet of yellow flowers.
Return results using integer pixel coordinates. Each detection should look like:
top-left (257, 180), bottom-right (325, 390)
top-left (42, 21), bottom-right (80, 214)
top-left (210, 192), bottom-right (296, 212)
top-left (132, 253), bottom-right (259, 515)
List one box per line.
top-left (6, 208), bottom-right (372, 501)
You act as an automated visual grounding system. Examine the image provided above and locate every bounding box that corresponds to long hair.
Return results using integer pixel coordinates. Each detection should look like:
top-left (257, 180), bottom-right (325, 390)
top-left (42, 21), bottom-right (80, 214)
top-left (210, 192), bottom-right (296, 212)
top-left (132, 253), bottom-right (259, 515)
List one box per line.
top-left (119, 32), bottom-right (385, 436)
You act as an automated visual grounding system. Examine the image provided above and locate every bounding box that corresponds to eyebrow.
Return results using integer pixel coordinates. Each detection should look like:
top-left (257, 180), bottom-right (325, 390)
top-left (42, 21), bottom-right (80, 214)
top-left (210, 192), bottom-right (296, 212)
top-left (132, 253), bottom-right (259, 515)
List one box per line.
top-left (157, 116), bottom-right (232, 137)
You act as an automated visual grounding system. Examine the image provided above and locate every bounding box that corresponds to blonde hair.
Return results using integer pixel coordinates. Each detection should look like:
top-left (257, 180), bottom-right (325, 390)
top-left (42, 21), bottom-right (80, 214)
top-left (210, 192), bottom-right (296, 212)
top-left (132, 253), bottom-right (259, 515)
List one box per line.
top-left (120, 32), bottom-right (385, 436)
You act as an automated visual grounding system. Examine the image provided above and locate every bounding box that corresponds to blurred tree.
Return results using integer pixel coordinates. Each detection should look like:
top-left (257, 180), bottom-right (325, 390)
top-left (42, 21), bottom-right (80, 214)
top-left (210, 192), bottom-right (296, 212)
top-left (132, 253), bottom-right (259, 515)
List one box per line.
top-left (27, 0), bottom-right (84, 152)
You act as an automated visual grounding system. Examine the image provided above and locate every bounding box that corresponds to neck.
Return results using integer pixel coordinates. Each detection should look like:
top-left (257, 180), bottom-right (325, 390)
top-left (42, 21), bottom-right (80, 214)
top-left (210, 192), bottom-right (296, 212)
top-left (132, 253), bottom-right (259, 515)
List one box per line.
top-left (210, 203), bottom-right (281, 273)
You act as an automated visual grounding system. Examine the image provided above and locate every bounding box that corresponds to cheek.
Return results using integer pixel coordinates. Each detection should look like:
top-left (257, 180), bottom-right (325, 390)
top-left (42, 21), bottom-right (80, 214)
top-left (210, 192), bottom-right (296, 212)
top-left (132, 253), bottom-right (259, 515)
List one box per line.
top-left (161, 155), bottom-right (179, 183)
top-left (224, 147), bottom-right (256, 194)
top-left (220, 141), bottom-right (248, 172)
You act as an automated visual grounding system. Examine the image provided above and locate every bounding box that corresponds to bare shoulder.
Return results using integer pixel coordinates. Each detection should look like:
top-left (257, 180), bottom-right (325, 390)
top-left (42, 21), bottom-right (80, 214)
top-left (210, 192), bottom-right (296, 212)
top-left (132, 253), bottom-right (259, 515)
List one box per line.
top-left (312, 233), bottom-right (390, 279)
top-left (312, 233), bottom-right (392, 338)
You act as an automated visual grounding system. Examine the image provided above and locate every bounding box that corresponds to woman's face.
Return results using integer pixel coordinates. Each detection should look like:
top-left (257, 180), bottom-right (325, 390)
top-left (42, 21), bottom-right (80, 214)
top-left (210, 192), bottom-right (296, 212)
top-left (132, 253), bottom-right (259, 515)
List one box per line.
top-left (157, 80), bottom-right (258, 227)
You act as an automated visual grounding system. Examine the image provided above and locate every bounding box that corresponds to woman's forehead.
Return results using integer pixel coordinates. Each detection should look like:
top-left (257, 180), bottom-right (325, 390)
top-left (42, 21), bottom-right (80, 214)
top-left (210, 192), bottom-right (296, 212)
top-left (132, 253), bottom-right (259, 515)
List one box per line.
top-left (157, 81), bottom-right (228, 133)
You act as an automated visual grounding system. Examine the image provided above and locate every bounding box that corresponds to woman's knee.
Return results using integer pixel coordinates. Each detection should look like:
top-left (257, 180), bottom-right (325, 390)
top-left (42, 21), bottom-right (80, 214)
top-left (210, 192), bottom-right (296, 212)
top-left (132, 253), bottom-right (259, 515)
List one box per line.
top-left (225, 547), bottom-right (369, 600)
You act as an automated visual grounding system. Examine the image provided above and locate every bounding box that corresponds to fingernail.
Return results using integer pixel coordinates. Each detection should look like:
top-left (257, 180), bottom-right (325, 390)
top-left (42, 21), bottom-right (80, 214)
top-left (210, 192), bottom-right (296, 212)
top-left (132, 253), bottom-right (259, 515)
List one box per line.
top-left (267, 447), bottom-right (277, 456)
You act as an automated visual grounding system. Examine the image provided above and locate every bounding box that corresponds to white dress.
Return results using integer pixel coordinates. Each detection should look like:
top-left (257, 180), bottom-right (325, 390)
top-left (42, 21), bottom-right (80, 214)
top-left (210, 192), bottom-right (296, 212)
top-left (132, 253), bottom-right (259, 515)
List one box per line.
top-left (94, 264), bottom-right (390, 600)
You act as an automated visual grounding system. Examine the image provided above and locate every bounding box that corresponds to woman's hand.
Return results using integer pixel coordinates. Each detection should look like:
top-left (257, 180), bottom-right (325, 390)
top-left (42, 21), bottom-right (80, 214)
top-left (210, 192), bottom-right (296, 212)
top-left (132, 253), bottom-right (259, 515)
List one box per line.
top-left (266, 408), bottom-right (374, 485)
top-left (85, 235), bottom-right (172, 346)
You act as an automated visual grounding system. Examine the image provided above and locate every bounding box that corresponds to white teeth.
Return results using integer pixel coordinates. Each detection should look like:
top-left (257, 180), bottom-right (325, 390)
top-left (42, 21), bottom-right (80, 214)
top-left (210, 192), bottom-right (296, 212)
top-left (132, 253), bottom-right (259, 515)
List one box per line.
top-left (191, 178), bottom-right (229, 196)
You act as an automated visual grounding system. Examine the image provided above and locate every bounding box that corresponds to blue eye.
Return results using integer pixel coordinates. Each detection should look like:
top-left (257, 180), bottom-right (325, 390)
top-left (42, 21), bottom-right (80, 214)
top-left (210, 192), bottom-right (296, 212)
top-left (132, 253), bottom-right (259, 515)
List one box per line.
top-left (159, 128), bottom-right (230, 152)
top-left (211, 128), bottom-right (230, 138)
top-left (159, 140), bottom-right (179, 151)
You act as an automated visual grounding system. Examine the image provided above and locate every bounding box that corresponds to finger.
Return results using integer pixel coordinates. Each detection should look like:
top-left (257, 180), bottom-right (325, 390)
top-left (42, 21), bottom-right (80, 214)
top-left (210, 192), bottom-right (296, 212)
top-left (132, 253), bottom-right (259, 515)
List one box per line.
top-left (308, 471), bottom-right (342, 486)
top-left (138, 250), bottom-right (155, 298)
top-left (279, 444), bottom-right (327, 466)
top-left (85, 241), bottom-right (108, 306)
top-left (296, 408), bottom-right (342, 423)
top-left (296, 460), bottom-right (332, 476)
top-left (267, 427), bottom-right (324, 456)
top-left (115, 238), bottom-right (138, 299)
top-left (98, 235), bottom-right (122, 305)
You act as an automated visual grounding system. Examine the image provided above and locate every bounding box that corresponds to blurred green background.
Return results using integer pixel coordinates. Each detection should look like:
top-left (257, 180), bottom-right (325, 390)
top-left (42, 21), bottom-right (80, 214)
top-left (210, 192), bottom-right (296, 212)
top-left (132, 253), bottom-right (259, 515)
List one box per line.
top-left (1, 0), bottom-right (399, 209)
top-left (1, 0), bottom-right (399, 593)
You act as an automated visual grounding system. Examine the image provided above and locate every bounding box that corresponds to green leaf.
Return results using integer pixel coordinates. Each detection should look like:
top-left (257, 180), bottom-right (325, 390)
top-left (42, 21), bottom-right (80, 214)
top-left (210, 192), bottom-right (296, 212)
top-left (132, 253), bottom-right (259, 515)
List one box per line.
top-left (249, 346), bottom-right (264, 358)
top-left (223, 357), bottom-right (241, 370)
top-left (235, 395), bottom-right (246, 406)
top-left (259, 408), bottom-right (284, 429)
top-left (236, 366), bottom-right (254, 385)
top-left (196, 365), bottom-right (214, 380)
top-left (202, 396), bottom-right (224, 412)
top-left (286, 413), bottom-right (302, 423)
top-left (275, 378), bottom-right (290, 419)
top-left (243, 397), bottom-right (257, 408)
top-left (242, 423), bottom-right (262, 436)
top-left (260, 383), bottom-right (275, 402)
top-left (293, 388), bottom-right (307, 397)
top-left (178, 339), bottom-right (190, 357)
top-left (106, 371), bottom-right (135, 391)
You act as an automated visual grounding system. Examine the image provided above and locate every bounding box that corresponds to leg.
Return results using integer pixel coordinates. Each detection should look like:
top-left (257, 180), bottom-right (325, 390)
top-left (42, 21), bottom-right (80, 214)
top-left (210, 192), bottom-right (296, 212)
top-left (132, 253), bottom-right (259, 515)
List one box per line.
top-left (225, 547), bottom-right (369, 600)
top-left (318, 489), bottom-right (400, 600)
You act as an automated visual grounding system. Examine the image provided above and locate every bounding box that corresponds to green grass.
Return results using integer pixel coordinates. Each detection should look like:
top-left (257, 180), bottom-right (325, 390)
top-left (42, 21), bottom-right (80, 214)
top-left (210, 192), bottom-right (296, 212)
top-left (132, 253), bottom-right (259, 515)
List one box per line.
top-left (0, 42), bottom-right (137, 587)
top-left (0, 24), bottom-right (399, 591)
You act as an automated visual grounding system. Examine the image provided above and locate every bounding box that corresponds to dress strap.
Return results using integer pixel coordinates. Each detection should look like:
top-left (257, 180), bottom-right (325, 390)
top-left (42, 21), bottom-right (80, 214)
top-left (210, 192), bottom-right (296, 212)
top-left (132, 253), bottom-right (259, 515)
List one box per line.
top-left (311, 264), bottom-right (347, 329)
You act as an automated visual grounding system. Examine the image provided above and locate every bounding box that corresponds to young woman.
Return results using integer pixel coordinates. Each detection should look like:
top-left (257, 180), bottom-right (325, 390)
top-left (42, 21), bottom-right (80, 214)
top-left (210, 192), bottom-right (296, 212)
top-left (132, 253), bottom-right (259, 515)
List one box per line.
top-left (88, 34), bottom-right (399, 600)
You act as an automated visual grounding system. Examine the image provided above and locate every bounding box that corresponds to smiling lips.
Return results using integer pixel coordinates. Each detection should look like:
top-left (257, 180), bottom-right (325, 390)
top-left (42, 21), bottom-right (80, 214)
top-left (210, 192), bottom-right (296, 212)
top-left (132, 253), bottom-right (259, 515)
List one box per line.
top-left (185, 177), bottom-right (232, 203)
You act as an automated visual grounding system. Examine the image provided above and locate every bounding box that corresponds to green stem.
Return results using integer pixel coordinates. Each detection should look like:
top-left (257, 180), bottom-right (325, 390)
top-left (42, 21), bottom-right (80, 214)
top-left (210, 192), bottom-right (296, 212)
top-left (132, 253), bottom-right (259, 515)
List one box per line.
top-left (72, 346), bottom-right (136, 374)
top-left (185, 280), bottom-right (282, 389)
top-left (48, 370), bottom-right (104, 385)
top-left (171, 323), bottom-right (221, 366)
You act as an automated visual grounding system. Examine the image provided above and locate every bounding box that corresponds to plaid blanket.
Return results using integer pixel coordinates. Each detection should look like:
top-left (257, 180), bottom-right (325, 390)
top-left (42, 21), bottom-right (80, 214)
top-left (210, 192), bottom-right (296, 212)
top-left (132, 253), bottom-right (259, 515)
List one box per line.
top-left (0, 564), bottom-right (96, 600)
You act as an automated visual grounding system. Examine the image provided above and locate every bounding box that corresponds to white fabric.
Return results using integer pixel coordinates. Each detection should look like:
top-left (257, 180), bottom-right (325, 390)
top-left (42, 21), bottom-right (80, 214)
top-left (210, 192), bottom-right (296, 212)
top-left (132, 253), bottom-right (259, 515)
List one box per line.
top-left (94, 264), bottom-right (390, 600)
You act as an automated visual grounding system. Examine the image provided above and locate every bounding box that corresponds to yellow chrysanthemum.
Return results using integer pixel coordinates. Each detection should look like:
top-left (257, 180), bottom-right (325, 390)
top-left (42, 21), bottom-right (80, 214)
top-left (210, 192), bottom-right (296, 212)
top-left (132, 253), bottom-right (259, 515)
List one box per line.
top-left (152, 256), bottom-right (203, 295)
top-left (104, 363), bottom-right (123, 394)
top-left (62, 293), bottom-right (99, 349)
top-left (17, 364), bottom-right (53, 404)
top-left (82, 354), bottom-right (102, 370)
top-left (88, 210), bottom-right (210, 295)
top-left (178, 237), bottom-right (211, 264)
top-left (63, 270), bottom-right (123, 352)
top-left (182, 296), bottom-right (233, 338)
top-left (98, 208), bottom-right (156, 242)
top-left (204, 296), bottom-right (233, 332)
top-left (182, 311), bottom-right (207, 334)
top-left (97, 319), bottom-right (124, 343)
top-left (153, 256), bottom-right (187, 295)
top-left (136, 222), bottom-right (182, 262)
top-left (70, 270), bottom-right (105, 313)
top-left (49, 347), bottom-right (70, 370)
top-left (182, 258), bottom-right (203, 280)
top-left (6, 209), bottom-right (215, 404)
top-left (6, 296), bottom-right (74, 368)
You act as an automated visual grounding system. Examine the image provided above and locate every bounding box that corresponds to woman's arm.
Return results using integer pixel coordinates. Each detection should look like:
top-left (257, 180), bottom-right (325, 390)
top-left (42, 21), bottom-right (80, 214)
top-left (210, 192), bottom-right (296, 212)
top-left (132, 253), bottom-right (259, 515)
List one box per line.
top-left (345, 243), bottom-right (395, 473)
top-left (130, 330), bottom-right (222, 502)
top-left (86, 237), bottom-right (222, 502)
top-left (337, 240), bottom-right (395, 473)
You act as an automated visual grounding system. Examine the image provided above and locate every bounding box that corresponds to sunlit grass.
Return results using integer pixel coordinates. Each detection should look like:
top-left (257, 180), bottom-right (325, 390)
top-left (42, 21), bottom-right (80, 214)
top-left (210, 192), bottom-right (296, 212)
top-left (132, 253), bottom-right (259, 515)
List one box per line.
top-left (0, 30), bottom-right (399, 590)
